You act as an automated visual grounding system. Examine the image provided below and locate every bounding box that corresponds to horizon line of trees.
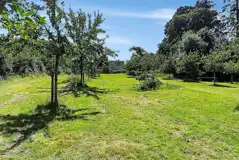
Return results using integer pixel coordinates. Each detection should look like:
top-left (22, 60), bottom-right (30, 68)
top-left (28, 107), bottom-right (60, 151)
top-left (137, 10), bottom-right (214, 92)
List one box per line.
top-left (125, 0), bottom-right (239, 85)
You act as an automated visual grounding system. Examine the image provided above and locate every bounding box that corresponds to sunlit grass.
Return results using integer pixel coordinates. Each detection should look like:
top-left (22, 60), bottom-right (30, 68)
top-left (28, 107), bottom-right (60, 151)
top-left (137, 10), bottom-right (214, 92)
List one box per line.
top-left (0, 74), bottom-right (239, 159)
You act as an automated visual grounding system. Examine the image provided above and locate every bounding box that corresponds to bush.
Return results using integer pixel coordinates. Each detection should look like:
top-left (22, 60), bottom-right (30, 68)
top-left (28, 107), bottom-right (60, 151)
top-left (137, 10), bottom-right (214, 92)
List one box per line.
top-left (140, 76), bottom-right (163, 91)
top-left (136, 73), bottom-right (150, 81)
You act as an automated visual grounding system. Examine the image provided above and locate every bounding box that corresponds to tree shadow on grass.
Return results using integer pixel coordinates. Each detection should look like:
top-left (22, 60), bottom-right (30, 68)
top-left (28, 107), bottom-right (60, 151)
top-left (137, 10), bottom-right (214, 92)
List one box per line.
top-left (234, 104), bottom-right (239, 112)
top-left (0, 103), bottom-right (101, 154)
top-left (61, 82), bottom-right (115, 100)
top-left (210, 84), bottom-right (237, 88)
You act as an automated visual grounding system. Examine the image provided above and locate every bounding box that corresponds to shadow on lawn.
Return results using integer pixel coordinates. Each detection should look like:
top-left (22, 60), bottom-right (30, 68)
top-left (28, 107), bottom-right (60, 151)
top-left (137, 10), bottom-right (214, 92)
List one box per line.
top-left (61, 81), bottom-right (115, 99)
top-left (0, 103), bottom-right (101, 154)
top-left (234, 104), bottom-right (239, 111)
top-left (210, 84), bottom-right (237, 88)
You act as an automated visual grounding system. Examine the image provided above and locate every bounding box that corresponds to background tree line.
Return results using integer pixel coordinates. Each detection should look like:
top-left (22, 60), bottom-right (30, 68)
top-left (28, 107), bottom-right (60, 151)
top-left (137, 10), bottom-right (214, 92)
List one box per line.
top-left (125, 0), bottom-right (239, 85)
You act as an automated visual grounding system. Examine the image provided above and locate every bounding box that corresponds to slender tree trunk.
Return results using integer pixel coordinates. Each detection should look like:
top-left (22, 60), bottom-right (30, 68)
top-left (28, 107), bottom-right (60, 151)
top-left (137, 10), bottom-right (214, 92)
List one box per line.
top-left (80, 55), bottom-right (84, 86)
top-left (54, 54), bottom-right (60, 106)
top-left (236, 0), bottom-right (239, 37)
top-left (51, 72), bottom-right (55, 104)
top-left (213, 71), bottom-right (216, 86)
top-left (231, 73), bottom-right (234, 84)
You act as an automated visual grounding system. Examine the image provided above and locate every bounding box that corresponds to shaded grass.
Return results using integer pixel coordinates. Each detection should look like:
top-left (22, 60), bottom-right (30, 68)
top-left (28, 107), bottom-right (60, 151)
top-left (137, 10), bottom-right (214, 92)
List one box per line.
top-left (0, 74), bottom-right (239, 159)
top-left (0, 103), bottom-right (101, 154)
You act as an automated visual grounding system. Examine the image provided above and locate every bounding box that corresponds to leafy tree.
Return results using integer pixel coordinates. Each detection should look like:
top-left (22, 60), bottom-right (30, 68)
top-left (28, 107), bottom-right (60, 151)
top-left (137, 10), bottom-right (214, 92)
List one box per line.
top-left (203, 51), bottom-right (225, 85)
top-left (162, 56), bottom-right (176, 79)
top-left (129, 46), bottom-right (147, 57)
top-left (223, 60), bottom-right (239, 83)
top-left (158, 0), bottom-right (222, 57)
top-left (177, 52), bottom-right (202, 80)
top-left (65, 8), bottom-right (106, 86)
top-left (126, 47), bottom-right (161, 76)
top-left (222, 38), bottom-right (239, 83)
top-left (43, 0), bottom-right (69, 105)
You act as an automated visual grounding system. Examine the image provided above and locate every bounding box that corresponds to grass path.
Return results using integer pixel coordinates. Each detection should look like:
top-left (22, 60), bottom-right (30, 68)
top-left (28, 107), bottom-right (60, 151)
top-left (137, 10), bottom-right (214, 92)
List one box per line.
top-left (0, 74), bottom-right (239, 159)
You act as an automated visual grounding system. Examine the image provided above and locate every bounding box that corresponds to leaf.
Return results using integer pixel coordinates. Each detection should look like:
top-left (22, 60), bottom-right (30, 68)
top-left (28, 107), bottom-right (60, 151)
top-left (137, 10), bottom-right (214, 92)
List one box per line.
top-left (24, 11), bottom-right (35, 17)
top-left (25, 17), bottom-right (34, 23)
top-left (39, 17), bottom-right (46, 25)
top-left (8, 4), bottom-right (17, 12)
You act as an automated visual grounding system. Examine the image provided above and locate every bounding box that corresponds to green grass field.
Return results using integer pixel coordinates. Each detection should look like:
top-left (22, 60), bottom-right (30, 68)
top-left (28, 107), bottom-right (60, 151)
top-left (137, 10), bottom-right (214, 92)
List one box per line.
top-left (0, 74), bottom-right (239, 159)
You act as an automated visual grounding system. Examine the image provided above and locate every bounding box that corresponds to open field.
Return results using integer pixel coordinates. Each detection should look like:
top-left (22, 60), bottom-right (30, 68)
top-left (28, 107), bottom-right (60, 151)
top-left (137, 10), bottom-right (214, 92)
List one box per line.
top-left (0, 74), bottom-right (239, 159)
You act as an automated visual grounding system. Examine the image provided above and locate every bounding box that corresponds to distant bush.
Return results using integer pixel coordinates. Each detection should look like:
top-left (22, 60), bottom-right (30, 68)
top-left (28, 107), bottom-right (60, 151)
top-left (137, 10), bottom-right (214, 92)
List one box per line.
top-left (138, 74), bottom-right (163, 91)
top-left (136, 73), bottom-right (150, 81)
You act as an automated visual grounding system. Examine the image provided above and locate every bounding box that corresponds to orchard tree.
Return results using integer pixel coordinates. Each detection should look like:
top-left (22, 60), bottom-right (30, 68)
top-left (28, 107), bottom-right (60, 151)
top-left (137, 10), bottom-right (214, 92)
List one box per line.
top-left (43, 0), bottom-right (69, 105)
top-left (223, 38), bottom-right (239, 83)
top-left (203, 51), bottom-right (225, 85)
top-left (65, 8), bottom-right (106, 86)
top-left (223, 60), bottom-right (239, 83)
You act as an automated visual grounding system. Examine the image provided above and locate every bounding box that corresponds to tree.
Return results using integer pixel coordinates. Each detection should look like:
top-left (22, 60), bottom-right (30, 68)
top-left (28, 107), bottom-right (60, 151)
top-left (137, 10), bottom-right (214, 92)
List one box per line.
top-left (162, 56), bottom-right (176, 79)
top-left (158, 0), bottom-right (222, 57)
top-left (65, 8), bottom-right (106, 86)
top-left (126, 47), bottom-right (161, 76)
top-left (223, 60), bottom-right (239, 83)
top-left (129, 46), bottom-right (147, 57)
top-left (222, 38), bottom-right (239, 83)
top-left (177, 52), bottom-right (202, 80)
top-left (203, 51), bottom-right (225, 85)
top-left (43, 0), bottom-right (69, 105)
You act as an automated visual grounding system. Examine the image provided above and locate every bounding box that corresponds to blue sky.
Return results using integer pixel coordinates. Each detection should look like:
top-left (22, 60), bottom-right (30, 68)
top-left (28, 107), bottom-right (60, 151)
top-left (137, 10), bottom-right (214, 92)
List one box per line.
top-left (65, 0), bottom-right (224, 60)
top-left (0, 0), bottom-right (225, 60)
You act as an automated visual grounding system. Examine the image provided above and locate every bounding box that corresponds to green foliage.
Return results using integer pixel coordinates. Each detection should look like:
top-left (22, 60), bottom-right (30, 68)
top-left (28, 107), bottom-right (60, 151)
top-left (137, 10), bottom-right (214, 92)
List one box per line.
top-left (203, 51), bottom-right (225, 73)
top-left (126, 46), bottom-right (163, 76)
top-left (181, 31), bottom-right (208, 54)
top-left (158, 0), bottom-right (222, 57)
top-left (177, 52), bottom-right (202, 79)
top-left (0, 0), bottom-right (46, 39)
top-left (139, 74), bottom-right (163, 91)
top-left (65, 8), bottom-right (115, 82)
top-left (161, 56), bottom-right (176, 76)
top-left (223, 60), bottom-right (239, 74)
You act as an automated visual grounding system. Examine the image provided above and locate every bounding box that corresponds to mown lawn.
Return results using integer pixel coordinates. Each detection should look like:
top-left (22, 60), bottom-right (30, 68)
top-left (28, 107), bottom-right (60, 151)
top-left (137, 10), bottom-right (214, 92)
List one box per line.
top-left (0, 74), bottom-right (239, 159)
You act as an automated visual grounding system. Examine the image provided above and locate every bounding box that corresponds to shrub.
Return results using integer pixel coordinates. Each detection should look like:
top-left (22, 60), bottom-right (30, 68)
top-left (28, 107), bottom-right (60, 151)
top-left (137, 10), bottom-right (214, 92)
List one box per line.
top-left (140, 76), bottom-right (163, 91)
top-left (136, 73), bottom-right (150, 81)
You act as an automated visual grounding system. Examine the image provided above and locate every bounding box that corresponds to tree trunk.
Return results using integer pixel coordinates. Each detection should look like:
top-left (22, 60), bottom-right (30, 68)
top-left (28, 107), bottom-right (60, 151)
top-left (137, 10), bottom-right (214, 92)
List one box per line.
top-left (51, 72), bottom-right (55, 104)
top-left (231, 73), bottom-right (234, 84)
top-left (213, 71), bottom-right (216, 86)
top-left (236, 0), bottom-right (239, 37)
top-left (54, 54), bottom-right (60, 106)
top-left (80, 56), bottom-right (84, 86)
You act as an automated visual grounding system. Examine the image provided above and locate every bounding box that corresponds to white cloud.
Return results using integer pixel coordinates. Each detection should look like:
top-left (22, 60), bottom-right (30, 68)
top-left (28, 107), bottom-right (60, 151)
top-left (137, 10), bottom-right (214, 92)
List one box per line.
top-left (106, 36), bottom-right (133, 45)
top-left (72, 4), bottom-right (175, 20)
top-left (106, 8), bottom-right (175, 19)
